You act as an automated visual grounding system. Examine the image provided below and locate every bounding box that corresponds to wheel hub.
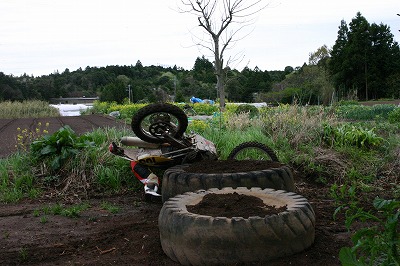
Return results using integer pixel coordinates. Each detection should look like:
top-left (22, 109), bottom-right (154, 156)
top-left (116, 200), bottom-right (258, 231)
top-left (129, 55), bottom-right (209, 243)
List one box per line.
top-left (149, 122), bottom-right (176, 137)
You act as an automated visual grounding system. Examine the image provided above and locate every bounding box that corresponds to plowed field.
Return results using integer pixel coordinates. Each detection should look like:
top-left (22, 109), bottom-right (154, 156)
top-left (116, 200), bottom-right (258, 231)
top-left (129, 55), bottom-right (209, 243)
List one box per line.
top-left (0, 115), bottom-right (128, 158)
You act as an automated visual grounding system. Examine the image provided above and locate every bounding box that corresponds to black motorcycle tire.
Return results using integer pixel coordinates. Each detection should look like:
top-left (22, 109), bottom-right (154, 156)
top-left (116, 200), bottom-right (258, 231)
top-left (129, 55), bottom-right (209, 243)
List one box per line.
top-left (131, 103), bottom-right (188, 143)
top-left (159, 187), bottom-right (315, 265)
top-left (161, 163), bottom-right (295, 203)
top-left (228, 141), bottom-right (279, 161)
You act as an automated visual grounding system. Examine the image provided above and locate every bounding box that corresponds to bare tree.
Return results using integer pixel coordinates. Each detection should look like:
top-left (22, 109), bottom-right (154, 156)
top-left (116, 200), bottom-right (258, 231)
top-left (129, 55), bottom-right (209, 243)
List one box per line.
top-left (179, 0), bottom-right (266, 109)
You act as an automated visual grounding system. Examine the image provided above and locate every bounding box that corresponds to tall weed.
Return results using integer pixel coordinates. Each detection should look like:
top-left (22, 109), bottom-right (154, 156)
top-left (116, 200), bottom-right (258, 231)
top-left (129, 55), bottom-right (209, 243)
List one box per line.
top-left (0, 100), bottom-right (59, 118)
top-left (0, 153), bottom-right (37, 202)
top-left (261, 104), bottom-right (334, 148)
top-left (199, 116), bottom-right (272, 159)
top-left (224, 112), bottom-right (264, 131)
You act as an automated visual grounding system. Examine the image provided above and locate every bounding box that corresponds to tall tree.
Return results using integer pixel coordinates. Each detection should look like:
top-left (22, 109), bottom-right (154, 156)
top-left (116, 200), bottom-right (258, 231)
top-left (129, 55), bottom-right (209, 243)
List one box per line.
top-left (330, 19), bottom-right (353, 99)
top-left (179, 0), bottom-right (266, 109)
top-left (238, 66), bottom-right (272, 102)
top-left (309, 45), bottom-right (330, 67)
top-left (347, 12), bottom-right (370, 100)
top-left (329, 12), bottom-right (400, 100)
top-left (368, 22), bottom-right (400, 99)
top-left (192, 56), bottom-right (216, 83)
top-left (100, 75), bottom-right (131, 103)
top-left (308, 46), bottom-right (335, 104)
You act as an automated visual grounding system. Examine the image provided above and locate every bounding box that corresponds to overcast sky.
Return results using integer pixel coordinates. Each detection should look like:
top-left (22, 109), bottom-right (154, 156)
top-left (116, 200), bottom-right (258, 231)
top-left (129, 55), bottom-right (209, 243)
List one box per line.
top-left (1, 0), bottom-right (399, 77)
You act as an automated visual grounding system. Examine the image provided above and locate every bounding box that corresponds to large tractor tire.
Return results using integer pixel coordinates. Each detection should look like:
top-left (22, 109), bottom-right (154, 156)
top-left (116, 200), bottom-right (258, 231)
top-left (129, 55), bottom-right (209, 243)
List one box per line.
top-left (159, 187), bottom-right (316, 265)
top-left (161, 163), bottom-right (295, 203)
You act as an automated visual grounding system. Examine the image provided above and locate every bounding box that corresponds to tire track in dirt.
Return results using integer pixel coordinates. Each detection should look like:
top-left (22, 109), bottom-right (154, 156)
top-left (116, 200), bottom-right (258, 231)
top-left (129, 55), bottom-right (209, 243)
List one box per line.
top-left (0, 115), bottom-right (129, 158)
top-left (79, 115), bottom-right (109, 128)
top-left (55, 117), bottom-right (65, 127)
top-left (0, 119), bottom-right (17, 134)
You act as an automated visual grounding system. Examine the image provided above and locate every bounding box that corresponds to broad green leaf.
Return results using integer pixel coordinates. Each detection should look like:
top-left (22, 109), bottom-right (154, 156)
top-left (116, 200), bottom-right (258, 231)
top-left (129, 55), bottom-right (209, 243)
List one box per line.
top-left (40, 145), bottom-right (57, 155)
top-left (339, 247), bottom-right (363, 266)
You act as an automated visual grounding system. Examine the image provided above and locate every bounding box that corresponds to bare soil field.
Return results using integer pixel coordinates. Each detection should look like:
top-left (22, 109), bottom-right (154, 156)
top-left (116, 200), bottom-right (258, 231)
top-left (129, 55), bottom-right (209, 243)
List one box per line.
top-left (0, 114), bottom-right (391, 265)
top-left (0, 115), bottom-right (128, 158)
top-left (359, 99), bottom-right (400, 106)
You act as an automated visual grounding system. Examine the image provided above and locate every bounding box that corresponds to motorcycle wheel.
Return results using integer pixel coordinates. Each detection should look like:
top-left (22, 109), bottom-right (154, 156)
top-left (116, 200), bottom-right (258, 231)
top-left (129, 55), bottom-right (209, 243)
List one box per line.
top-left (131, 103), bottom-right (188, 143)
top-left (159, 187), bottom-right (315, 265)
top-left (228, 141), bottom-right (279, 161)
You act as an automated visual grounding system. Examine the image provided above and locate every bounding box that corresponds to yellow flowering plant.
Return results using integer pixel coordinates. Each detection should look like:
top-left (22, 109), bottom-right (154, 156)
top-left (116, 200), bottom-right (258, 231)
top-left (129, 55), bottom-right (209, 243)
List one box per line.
top-left (15, 122), bottom-right (50, 152)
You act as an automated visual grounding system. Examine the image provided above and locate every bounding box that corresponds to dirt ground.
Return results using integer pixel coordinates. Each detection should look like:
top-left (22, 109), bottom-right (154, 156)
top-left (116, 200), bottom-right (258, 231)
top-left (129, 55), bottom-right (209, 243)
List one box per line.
top-left (359, 99), bottom-right (400, 106)
top-left (0, 114), bottom-right (387, 265)
top-left (0, 171), bottom-right (349, 266)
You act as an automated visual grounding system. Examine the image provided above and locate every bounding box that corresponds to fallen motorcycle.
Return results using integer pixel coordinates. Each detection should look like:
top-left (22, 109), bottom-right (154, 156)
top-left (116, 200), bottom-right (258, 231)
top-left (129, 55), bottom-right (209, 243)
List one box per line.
top-left (109, 103), bottom-right (278, 201)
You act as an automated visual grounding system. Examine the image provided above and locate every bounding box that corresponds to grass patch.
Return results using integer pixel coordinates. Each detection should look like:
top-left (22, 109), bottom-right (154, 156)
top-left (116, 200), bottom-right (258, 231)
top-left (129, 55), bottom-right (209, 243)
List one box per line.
top-left (36, 203), bottom-right (90, 218)
top-left (101, 201), bottom-right (121, 214)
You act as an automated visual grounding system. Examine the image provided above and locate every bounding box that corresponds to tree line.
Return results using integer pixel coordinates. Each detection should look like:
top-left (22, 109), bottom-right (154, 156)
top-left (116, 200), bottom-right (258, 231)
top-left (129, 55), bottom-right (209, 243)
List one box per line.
top-left (0, 57), bottom-right (287, 104)
top-left (1, 12), bottom-right (399, 105)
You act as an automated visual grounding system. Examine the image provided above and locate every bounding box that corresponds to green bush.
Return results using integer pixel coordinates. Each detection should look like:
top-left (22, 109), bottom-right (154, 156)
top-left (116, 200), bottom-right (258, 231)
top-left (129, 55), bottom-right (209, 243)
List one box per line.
top-left (234, 104), bottom-right (259, 118)
top-left (388, 107), bottom-right (400, 123)
top-left (261, 87), bottom-right (301, 104)
top-left (30, 125), bottom-right (95, 171)
top-left (323, 123), bottom-right (384, 149)
top-left (91, 100), bottom-right (113, 114)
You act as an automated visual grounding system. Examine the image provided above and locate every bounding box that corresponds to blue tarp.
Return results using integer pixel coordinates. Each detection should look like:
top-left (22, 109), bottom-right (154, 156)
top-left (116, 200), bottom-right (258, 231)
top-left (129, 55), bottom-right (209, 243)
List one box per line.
top-left (190, 97), bottom-right (215, 104)
top-left (190, 97), bottom-right (203, 103)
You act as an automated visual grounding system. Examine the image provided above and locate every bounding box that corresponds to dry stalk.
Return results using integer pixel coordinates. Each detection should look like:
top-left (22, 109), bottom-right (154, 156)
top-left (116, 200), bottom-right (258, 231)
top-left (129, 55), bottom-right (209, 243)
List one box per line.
top-left (225, 112), bottom-right (263, 130)
top-left (377, 147), bottom-right (400, 182)
top-left (313, 147), bottom-right (348, 183)
top-left (263, 105), bottom-right (337, 148)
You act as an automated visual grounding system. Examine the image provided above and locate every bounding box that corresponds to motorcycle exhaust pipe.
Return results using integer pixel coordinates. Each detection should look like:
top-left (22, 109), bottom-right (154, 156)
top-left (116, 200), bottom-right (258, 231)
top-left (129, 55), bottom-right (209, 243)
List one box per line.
top-left (120, 136), bottom-right (160, 149)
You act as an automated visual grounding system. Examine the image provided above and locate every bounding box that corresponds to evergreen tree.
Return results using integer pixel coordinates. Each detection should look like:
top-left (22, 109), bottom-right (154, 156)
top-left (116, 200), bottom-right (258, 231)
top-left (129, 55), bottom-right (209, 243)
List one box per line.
top-left (192, 56), bottom-right (216, 83)
top-left (329, 12), bottom-right (400, 100)
top-left (368, 23), bottom-right (400, 99)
